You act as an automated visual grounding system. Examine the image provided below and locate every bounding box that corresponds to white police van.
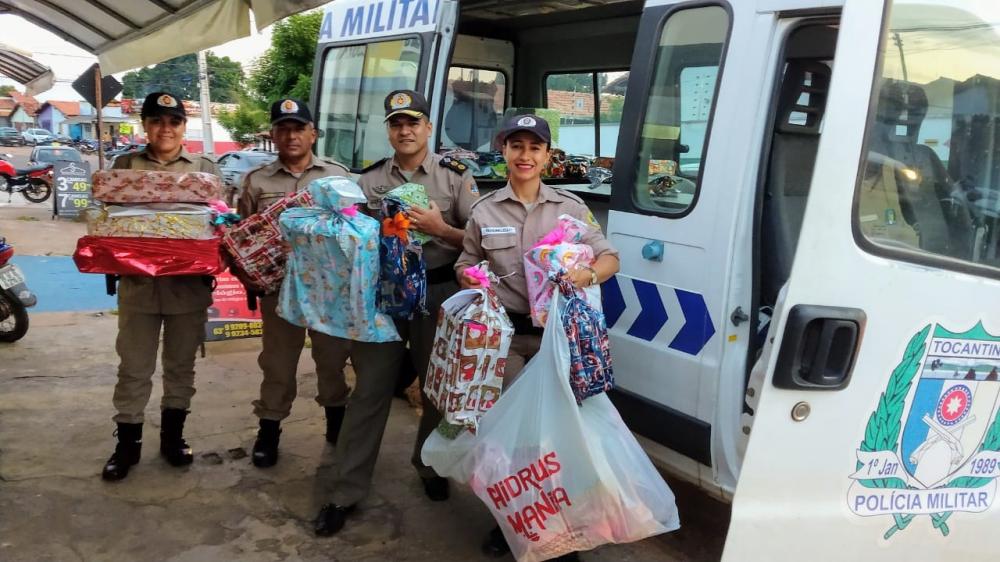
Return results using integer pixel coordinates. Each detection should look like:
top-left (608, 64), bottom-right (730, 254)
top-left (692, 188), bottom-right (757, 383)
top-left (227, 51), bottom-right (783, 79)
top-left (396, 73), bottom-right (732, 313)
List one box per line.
top-left (311, 0), bottom-right (1000, 558)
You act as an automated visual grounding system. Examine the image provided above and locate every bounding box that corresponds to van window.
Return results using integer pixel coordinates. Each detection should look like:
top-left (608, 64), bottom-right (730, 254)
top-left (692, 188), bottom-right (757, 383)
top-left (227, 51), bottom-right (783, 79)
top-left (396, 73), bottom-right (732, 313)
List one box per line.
top-left (315, 38), bottom-right (422, 169)
top-left (544, 71), bottom-right (628, 159)
top-left (632, 6), bottom-right (729, 215)
top-left (440, 66), bottom-right (507, 152)
top-left (854, 0), bottom-right (1000, 273)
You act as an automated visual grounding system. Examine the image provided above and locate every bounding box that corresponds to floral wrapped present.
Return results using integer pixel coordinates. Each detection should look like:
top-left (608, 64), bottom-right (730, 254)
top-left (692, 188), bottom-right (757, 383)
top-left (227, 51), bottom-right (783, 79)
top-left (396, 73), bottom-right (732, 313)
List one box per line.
top-left (377, 196), bottom-right (428, 319)
top-left (83, 203), bottom-right (216, 239)
top-left (384, 183), bottom-right (432, 244)
top-left (424, 264), bottom-right (513, 431)
top-left (92, 170), bottom-right (222, 203)
top-left (73, 235), bottom-right (224, 276)
top-left (523, 214), bottom-right (600, 326)
top-left (221, 190), bottom-right (314, 293)
top-left (277, 177), bottom-right (399, 343)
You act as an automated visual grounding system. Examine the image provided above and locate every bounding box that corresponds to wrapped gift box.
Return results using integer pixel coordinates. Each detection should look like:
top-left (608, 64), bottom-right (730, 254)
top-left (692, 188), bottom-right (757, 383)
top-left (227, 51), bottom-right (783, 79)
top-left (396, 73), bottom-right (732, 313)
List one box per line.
top-left (92, 170), bottom-right (222, 203)
top-left (221, 190), bottom-right (314, 293)
top-left (523, 214), bottom-right (599, 326)
top-left (84, 203), bottom-right (216, 239)
top-left (424, 278), bottom-right (513, 431)
top-left (73, 235), bottom-right (224, 276)
top-left (276, 176), bottom-right (399, 343)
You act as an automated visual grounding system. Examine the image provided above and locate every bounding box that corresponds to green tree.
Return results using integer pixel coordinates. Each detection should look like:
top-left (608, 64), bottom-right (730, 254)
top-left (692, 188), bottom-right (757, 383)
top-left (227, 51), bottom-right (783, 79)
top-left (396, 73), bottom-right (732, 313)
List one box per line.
top-left (0, 85), bottom-right (16, 97)
top-left (247, 11), bottom-right (323, 104)
top-left (121, 52), bottom-right (244, 103)
top-left (217, 95), bottom-right (269, 146)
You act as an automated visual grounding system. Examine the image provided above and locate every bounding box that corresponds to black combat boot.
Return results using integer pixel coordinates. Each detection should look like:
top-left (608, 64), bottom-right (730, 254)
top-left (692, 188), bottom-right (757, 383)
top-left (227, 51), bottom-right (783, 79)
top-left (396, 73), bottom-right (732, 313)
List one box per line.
top-left (325, 406), bottom-right (345, 445)
top-left (159, 408), bottom-right (194, 466)
top-left (102, 422), bottom-right (142, 481)
top-left (252, 419), bottom-right (281, 468)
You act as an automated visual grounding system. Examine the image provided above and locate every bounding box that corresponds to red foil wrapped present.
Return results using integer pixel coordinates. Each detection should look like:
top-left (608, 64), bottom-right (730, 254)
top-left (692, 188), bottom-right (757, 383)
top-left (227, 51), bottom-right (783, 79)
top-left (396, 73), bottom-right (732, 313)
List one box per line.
top-left (222, 190), bottom-right (315, 293)
top-left (92, 170), bottom-right (222, 203)
top-left (73, 236), bottom-right (225, 276)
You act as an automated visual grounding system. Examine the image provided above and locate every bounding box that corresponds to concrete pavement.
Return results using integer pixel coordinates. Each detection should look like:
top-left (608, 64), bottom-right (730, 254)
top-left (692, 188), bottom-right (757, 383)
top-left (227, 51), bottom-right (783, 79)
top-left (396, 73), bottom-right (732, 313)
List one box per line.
top-left (0, 172), bottom-right (729, 562)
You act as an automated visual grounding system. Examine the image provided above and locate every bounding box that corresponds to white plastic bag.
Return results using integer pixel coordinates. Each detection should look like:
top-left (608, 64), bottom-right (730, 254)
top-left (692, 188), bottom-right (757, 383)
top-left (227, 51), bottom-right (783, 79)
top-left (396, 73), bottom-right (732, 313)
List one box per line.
top-left (422, 292), bottom-right (680, 561)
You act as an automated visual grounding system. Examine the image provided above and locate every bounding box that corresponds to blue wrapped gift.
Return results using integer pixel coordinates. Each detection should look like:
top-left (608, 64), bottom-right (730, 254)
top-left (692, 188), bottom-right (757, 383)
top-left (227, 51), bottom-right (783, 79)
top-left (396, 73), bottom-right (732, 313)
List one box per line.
top-left (276, 177), bottom-right (400, 343)
top-left (378, 196), bottom-right (428, 319)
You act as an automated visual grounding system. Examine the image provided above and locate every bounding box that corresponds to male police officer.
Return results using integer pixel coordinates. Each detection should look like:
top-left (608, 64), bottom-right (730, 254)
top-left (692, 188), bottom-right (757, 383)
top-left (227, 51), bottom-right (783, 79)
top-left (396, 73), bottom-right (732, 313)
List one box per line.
top-left (237, 98), bottom-right (353, 468)
top-left (102, 92), bottom-right (220, 481)
top-left (314, 90), bottom-right (479, 536)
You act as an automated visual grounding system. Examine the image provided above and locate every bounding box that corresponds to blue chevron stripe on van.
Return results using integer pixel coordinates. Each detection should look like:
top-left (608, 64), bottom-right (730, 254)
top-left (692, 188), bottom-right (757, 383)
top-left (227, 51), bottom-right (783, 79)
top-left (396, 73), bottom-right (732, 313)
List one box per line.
top-left (601, 275), bottom-right (716, 356)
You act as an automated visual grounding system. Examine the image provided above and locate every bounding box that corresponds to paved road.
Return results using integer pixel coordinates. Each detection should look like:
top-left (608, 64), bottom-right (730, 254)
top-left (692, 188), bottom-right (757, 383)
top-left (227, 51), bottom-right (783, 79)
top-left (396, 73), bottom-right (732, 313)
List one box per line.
top-left (0, 146), bottom-right (733, 560)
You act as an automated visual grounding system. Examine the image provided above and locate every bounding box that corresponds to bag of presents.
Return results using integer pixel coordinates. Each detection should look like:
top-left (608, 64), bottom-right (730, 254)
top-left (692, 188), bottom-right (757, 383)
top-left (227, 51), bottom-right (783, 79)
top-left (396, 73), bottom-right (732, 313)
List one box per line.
top-left (92, 170), bottom-right (222, 203)
top-left (73, 235), bottom-right (225, 276)
top-left (377, 195), bottom-right (428, 319)
top-left (424, 264), bottom-right (514, 432)
top-left (221, 190), bottom-right (314, 293)
top-left (523, 214), bottom-right (601, 326)
top-left (276, 177), bottom-right (399, 343)
top-left (83, 203), bottom-right (216, 239)
top-left (555, 275), bottom-right (613, 404)
top-left (422, 290), bottom-right (678, 562)
top-left (384, 183), bottom-right (432, 244)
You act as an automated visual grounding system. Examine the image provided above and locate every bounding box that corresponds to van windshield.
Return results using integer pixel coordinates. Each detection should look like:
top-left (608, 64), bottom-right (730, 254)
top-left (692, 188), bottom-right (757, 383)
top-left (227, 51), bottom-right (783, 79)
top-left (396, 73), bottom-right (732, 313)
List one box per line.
top-left (315, 38), bottom-right (422, 169)
top-left (854, 0), bottom-right (1000, 273)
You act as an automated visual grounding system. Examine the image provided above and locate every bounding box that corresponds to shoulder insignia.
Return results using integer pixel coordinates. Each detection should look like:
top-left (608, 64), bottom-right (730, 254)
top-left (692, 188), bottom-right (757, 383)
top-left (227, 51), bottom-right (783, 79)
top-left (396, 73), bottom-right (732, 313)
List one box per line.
top-left (359, 158), bottom-right (388, 175)
top-left (439, 156), bottom-right (469, 175)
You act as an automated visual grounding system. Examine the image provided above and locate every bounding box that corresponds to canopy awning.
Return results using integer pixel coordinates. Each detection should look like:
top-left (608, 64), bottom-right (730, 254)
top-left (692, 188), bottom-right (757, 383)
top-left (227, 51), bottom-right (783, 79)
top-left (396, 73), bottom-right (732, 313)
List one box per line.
top-left (0, 43), bottom-right (54, 95)
top-left (0, 0), bottom-right (330, 74)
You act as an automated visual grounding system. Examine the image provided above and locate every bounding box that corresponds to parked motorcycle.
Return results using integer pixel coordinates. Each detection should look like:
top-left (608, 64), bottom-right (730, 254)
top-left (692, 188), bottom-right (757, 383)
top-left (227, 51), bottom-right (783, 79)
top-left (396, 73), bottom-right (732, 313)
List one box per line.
top-left (73, 139), bottom-right (99, 154)
top-left (0, 153), bottom-right (53, 203)
top-left (0, 238), bottom-right (36, 342)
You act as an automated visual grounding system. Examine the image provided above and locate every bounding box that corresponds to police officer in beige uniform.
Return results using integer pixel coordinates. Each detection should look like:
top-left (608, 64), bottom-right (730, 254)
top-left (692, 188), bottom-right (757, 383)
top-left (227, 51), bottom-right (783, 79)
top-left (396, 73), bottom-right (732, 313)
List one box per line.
top-left (101, 92), bottom-right (221, 481)
top-left (313, 90), bottom-right (479, 537)
top-left (235, 98), bottom-right (353, 468)
top-left (456, 114), bottom-right (620, 560)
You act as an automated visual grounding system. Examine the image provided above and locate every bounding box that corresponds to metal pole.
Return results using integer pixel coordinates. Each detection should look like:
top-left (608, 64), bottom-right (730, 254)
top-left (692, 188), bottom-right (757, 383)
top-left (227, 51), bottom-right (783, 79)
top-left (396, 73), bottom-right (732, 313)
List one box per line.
top-left (95, 65), bottom-right (104, 170)
top-left (197, 50), bottom-right (215, 158)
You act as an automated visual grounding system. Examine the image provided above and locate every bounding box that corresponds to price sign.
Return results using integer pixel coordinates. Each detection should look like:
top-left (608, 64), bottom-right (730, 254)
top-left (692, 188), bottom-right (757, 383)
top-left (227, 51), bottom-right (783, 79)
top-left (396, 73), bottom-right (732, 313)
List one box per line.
top-left (52, 160), bottom-right (93, 219)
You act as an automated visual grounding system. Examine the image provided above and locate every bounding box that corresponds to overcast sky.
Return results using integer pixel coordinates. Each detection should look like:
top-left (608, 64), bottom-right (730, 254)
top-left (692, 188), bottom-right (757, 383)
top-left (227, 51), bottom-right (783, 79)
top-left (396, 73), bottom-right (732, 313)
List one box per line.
top-left (0, 13), bottom-right (273, 103)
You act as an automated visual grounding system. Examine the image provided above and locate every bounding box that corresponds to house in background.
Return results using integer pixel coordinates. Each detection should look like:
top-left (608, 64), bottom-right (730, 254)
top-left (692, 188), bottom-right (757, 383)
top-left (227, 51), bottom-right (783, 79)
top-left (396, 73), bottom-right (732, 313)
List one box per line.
top-left (0, 97), bottom-right (14, 127)
top-left (62, 100), bottom-right (131, 140)
top-left (37, 100), bottom-right (80, 135)
top-left (8, 91), bottom-right (39, 131)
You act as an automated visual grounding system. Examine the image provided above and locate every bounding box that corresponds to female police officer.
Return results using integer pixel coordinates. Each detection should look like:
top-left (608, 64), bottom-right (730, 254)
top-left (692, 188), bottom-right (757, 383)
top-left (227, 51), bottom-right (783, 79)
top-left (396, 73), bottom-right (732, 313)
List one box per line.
top-left (101, 92), bottom-right (221, 481)
top-left (454, 114), bottom-right (620, 559)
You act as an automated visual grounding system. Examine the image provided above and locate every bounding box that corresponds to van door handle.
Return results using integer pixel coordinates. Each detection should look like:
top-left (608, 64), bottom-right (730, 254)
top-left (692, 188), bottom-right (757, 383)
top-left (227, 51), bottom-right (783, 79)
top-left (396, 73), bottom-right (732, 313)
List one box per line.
top-left (772, 305), bottom-right (866, 390)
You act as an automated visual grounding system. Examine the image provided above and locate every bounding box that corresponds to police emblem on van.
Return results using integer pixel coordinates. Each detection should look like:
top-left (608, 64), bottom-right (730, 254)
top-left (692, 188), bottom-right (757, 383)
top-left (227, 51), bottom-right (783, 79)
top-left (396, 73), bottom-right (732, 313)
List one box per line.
top-left (848, 322), bottom-right (1000, 539)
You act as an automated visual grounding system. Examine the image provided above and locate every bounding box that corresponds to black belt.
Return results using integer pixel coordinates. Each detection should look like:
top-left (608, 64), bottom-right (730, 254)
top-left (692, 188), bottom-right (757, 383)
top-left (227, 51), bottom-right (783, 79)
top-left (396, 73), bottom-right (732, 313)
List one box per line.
top-left (426, 263), bottom-right (457, 285)
top-left (507, 311), bottom-right (543, 336)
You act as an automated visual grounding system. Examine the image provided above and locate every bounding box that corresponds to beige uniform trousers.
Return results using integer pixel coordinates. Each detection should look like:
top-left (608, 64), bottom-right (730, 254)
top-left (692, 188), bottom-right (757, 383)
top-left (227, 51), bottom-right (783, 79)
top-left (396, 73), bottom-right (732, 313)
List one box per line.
top-left (252, 294), bottom-right (352, 421)
top-left (113, 309), bottom-right (207, 423)
top-left (330, 280), bottom-right (457, 507)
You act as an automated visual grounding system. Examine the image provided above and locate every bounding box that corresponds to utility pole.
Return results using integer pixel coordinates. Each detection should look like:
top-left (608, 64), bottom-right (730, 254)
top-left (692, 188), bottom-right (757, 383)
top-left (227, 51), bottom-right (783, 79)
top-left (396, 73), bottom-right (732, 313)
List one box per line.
top-left (95, 65), bottom-right (104, 170)
top-left (197, 50), bottom-right (215, 158)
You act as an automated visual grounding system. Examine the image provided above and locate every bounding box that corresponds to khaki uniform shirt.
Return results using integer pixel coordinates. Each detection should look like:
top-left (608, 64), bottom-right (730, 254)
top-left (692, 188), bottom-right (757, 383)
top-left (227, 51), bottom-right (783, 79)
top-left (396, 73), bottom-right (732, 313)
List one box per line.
top-left (237, 155), bottom-right (350, 218)
top-left (113, 148), bottom-right (221, 315)
top-left (358, 152), bottom-right (479, 270)
top-left (455, 182), bottom-right (618, 315)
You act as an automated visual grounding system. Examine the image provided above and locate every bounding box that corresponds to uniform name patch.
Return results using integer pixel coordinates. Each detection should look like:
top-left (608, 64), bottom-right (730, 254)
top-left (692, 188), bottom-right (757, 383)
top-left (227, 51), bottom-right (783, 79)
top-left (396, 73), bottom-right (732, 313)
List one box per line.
top-left (482, 226), bottom-right (516, 236)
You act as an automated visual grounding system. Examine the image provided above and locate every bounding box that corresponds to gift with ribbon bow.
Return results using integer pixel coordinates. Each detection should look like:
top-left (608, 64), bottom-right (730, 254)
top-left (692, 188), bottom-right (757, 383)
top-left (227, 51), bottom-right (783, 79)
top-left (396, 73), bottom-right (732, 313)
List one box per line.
top-left (377, 197), bottom-right (428, 319)
top-left (424, 262), bottom-right (513, 432)
top-left (276, 177), bottom-right (399, 343)
top-left (523, 214), bottom-right (601, 326)
top-left (384, 183), bottom-right (432, 244)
